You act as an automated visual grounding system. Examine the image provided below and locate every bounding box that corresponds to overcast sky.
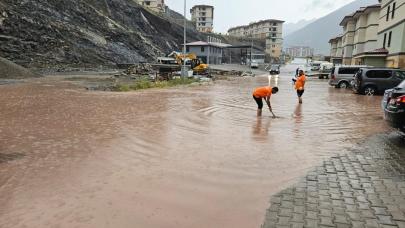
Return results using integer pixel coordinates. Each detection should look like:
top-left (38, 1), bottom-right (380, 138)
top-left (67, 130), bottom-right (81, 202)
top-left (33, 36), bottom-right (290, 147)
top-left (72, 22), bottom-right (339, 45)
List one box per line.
top-left (165, 0), bottom-right (357, 33)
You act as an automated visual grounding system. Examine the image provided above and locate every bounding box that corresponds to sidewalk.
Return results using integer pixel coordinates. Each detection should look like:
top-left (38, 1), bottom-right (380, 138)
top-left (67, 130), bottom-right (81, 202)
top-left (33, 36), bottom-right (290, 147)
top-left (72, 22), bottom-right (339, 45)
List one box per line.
top-left (262, 133), bottom-right (405, 228)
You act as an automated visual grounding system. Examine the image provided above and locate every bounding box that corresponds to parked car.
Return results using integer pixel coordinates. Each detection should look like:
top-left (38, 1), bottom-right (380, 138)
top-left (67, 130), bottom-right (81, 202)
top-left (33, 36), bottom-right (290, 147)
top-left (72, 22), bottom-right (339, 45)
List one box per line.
top-left (352, 68), bottom-right (405, 95)
top-left (269, 65), bottom-right (280, 75)
top-left (310, 61), bottom-right (322, 71)
top-left (250, 61), bottom-right (259, 69)
top-left (329, 65), bottom-right (367, 88)
top-left (382, 79), bottom-right (405, 132)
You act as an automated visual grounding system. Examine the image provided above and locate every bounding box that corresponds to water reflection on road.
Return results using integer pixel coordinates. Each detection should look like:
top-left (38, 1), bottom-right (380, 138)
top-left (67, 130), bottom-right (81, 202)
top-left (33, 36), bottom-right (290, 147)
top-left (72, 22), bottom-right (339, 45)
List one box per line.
top-left (0, 66), bottom-right (392, 228)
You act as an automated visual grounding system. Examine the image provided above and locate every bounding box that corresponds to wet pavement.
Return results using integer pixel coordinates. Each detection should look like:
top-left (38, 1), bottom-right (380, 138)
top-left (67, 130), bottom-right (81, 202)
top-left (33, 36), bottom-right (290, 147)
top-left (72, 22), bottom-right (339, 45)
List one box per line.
top-left (262, 133), bottom-right (405, 228)
top-left (0, 65), bottom-right (400, 228)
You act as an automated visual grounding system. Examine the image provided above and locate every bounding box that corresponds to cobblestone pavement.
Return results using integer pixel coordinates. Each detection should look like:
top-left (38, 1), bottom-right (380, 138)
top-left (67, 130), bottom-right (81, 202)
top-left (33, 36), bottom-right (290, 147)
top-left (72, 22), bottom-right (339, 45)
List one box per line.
top-left (262, 133), bottom-right (405, 228)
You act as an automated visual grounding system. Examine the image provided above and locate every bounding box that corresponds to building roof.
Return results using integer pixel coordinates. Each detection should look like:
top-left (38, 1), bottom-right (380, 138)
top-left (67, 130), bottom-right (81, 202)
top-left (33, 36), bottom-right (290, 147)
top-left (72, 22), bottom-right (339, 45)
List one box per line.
top-left (185, 41), bottom-right (232, 48)
top-left (353, 48), bottom-right (388, 57)
top-left (329, 35), bottom-right (343, 43)
top-left (191, 5), bottom-right (214, 10)
top-left (352, 4), bottom-right (381, 19)
top-left (340, 4), bottom-right (381, 25)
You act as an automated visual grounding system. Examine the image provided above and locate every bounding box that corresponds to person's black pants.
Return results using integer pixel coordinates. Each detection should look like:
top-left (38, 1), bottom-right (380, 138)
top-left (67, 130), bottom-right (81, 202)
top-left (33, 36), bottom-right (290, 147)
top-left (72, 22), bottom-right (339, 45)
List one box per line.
top-left (297, 90), bottom-right (305, 97)
top-left (253, 96), bottom-right (263, 109)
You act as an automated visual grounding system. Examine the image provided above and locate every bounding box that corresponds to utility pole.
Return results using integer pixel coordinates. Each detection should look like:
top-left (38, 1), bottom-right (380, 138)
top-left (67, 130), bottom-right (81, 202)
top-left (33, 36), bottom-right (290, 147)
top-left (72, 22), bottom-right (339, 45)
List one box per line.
top-left (182, 0), bottom-right (187, 78)
top-left (250, 33), bottom-right (253, 74)
top-left (207, 36), bottom-right (210, 66)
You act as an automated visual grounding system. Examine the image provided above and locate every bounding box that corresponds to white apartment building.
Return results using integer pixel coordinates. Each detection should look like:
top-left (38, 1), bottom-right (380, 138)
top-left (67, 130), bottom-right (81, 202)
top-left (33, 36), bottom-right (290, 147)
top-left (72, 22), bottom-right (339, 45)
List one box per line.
top-left (285, 46), bottom-right (314, 58)
top-left (228, 20), bottom-right (284, 59)
top-left (136, 0), bottom-right (165, 13)
top-left (190, 5), bottom-right (214, 33)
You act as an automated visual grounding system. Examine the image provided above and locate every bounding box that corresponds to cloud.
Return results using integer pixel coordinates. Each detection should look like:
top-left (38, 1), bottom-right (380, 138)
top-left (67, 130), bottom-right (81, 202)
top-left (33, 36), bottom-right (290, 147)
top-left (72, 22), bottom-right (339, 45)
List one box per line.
top-left (304, 0), bottom-right (336, 10)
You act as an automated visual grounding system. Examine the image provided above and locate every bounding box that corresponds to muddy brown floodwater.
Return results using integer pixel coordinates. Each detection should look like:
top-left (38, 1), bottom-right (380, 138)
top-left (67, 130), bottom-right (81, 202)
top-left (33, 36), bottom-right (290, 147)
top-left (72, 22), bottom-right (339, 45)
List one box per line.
top-left (0, 65), bottom-right (390, 228)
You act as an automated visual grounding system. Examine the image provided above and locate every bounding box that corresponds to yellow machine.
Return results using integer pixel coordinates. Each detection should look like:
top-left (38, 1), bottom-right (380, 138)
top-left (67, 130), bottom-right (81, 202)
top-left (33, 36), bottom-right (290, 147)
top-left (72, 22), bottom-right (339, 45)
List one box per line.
top-left (168, 52), bottom-right (209, 75)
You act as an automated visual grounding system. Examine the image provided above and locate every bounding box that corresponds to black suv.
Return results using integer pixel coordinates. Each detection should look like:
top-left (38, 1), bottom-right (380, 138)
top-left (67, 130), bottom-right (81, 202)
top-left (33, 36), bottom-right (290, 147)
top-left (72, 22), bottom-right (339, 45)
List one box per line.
top-left (269, 65), bottom-right (280, 75)
top-left (352, 68), bottom-right (405, 95)
top-left (382, 79), bottom-right (405, 132)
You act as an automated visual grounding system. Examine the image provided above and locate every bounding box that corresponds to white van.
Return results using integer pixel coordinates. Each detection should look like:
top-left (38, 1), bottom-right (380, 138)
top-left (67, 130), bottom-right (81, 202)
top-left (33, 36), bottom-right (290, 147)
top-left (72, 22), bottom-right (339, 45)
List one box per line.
top-left (329, 65), bottom-right (368, 88)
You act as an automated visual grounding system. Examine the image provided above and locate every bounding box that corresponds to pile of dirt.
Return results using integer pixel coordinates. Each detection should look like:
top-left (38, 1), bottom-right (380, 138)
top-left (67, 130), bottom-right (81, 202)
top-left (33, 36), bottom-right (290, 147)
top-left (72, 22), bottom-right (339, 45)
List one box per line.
top-left (0, 0), bottom-right (204, 68)
top-left (0, 57), bottom-right (40, 79)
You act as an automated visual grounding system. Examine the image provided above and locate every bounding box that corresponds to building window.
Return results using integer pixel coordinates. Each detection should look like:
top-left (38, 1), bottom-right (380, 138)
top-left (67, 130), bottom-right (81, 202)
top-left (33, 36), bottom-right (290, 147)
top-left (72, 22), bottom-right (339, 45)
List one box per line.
top-left (272, 33), bottom-right (276, 37)
top-left (386, 5), bottom-right (390, 21)
top-left (392, 2), bottom-right (396, 19)
top-left (272, 28), bottom-right (277, 32)
top-left (201, 47), bottom-right (205, 52)
top-left (272, 39), bottom-right (276, 42)
top-left (273, 23), bottom-right (277, 26)
top-left (388, 31), bottom-right (392, 47)
top-left (383, 33), bottom-right (387, 48)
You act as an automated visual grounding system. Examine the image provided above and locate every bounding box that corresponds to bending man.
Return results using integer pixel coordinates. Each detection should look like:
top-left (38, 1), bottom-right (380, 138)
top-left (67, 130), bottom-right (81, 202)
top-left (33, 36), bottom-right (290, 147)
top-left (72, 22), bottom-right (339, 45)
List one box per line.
top-left (252, 86), bottom-right (279, 117)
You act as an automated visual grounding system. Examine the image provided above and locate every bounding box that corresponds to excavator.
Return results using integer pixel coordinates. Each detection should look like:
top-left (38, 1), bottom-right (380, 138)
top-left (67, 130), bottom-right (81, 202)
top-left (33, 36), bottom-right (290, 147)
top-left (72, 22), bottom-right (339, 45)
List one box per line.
top-left (167, 51), bottom-right (209, 75)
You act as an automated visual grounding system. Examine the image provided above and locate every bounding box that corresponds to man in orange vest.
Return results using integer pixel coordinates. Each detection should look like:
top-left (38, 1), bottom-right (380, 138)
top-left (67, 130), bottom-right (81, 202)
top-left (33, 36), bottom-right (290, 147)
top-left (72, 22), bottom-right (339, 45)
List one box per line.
top-left (252, 86), bottom-right (279, 117)
top-left (295, 70), bottom-right (306, 104)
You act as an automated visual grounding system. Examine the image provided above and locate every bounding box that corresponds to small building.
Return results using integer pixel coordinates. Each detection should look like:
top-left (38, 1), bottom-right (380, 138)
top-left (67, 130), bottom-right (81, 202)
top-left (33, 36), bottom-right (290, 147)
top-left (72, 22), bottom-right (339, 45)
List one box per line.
top-left (190, 5), bottom-right (214, 33)
top-left (136, 0), bottom-right (166, 13)
top-left (185, 41), bottom-right (231, 65)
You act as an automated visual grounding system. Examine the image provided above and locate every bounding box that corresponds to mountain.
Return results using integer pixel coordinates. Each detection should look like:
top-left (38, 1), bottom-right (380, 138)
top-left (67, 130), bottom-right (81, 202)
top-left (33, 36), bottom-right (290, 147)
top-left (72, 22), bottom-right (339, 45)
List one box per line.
top-left (283, 19), bottom-right (317, 37)
top-left (0, 0), bottom-right (204, 68)
top-left (283, 0), bottom-right (378, 55)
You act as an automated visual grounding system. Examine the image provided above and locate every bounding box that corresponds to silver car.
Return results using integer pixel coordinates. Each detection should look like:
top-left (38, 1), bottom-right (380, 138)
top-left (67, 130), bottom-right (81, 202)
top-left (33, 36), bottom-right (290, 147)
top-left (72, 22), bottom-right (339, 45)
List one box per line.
top-left (329, 65), bottom-right (368, 89)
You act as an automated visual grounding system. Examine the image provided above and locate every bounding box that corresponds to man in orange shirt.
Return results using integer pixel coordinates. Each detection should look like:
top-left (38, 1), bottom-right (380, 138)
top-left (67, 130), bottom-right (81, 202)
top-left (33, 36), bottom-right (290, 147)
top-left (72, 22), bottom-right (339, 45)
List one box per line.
top-left (295, 70), bottom-right (306, 104)
top-left (252, 86), bottom-right (279, 117)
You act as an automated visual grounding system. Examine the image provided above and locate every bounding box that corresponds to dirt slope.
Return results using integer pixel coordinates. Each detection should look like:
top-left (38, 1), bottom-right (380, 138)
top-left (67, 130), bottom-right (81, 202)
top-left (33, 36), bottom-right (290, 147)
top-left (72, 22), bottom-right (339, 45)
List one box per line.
top-left (0, 57), bottom-right (40, 78)
top-left (0, 0), bottom-right (204, 68)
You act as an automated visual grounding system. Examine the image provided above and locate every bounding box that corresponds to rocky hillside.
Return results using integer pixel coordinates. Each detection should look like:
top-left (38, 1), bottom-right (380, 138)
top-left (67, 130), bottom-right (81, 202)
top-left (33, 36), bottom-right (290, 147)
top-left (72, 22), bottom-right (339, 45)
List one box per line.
top-left (0, 0), bottom-right (204, 68)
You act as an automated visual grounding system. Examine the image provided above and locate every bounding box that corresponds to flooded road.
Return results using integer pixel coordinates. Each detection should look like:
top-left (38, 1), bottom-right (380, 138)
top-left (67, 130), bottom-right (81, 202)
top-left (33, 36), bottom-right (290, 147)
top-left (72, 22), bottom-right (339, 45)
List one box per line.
top-left (0, 65), bottom-right (391, 228)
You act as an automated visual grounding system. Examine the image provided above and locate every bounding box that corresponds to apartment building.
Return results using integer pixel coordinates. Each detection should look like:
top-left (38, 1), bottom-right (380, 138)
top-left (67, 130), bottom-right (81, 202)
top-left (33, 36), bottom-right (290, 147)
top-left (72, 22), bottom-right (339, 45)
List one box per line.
top-left (136, 0), bottom-right (165, 13)
top-left (329, 36), bottom-right (343, 64)
top-left (329, 1), bottom-right (405, 68)
top-left (351, 4), bottom-right (381, 66)
top-left (228, 20), bottom-right (284, 59)
top-left (377, 0), bottom-right (405, 68)
top-left (340, 14), bottom-right (357, 65)
top-left (285, 46), bottom-right (314, 58)
top-left (190, 5), bottom-right (214, 33)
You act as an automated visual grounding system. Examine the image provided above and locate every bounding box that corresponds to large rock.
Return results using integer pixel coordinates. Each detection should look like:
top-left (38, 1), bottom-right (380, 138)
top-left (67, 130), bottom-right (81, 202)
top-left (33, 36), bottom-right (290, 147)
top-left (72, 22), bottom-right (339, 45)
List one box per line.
top-left (0, 57), bottom-right (40, 78)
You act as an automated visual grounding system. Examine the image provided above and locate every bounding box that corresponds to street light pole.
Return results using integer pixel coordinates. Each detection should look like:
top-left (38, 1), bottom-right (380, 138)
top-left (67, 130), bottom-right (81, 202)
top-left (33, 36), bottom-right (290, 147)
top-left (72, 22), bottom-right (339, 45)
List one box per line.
top-left (182, 0), bottom-right (187, 78)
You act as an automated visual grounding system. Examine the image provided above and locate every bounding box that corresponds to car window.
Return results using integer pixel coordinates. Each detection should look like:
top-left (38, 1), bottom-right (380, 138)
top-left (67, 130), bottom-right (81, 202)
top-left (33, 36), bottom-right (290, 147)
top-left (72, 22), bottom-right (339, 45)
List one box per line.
top-left (397, 80), bottom-right (405, 89)
top-left (395, 71), bottom-right (405, 80)
top-left (366, 70), bottom-right (392, 78)
top-left (338, 68), bottom-right (359, 74)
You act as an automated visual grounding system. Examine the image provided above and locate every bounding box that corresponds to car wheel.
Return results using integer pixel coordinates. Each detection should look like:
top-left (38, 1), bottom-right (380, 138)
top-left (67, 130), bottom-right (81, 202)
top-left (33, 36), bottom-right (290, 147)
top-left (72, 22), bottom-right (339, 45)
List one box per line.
top-left (338, 81), bottom-right (349, 89)
top-left (364, 86), bottom-right (376, 96)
